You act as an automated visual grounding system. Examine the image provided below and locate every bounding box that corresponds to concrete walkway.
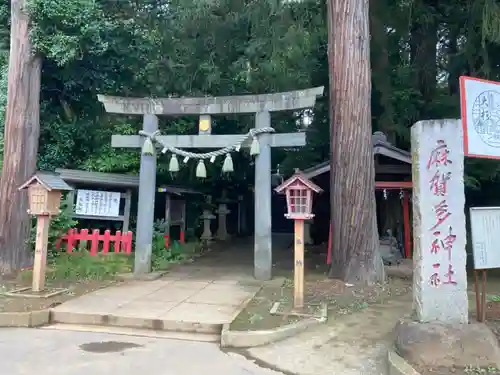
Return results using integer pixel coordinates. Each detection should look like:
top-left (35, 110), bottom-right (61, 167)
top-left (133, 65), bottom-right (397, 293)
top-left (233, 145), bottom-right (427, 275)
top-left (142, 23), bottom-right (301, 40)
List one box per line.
top-left (247, 293), bottom-right (413, 375)
top-left (0, 328), bottom-right (283, 375)
top-left (50, 236), bottom-right (295, 336)
top-left (51, 266), bottom-right (262, 335)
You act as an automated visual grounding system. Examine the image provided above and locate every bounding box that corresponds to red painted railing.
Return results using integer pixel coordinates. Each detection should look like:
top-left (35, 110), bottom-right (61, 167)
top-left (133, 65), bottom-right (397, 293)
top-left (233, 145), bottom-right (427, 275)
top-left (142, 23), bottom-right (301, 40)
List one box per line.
top-left (56, 229), bottom-right (133, 255)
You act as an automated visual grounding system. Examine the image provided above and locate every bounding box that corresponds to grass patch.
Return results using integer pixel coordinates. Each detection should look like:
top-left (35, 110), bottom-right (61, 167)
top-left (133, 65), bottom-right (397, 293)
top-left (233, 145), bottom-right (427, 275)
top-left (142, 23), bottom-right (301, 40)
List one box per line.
top-left (0, 252), bottom-right (127, 313)
top-left (18, 252), bottom-right (133, 282)
top-left (151, 241), bottom-right (205, 271)
top-left (230, 279), bottom-right (300, 331)
top-left (230, 275), bottom-right (413, 331)
top-left (0, 240), bottom-right (207, 313)
top-left (15, 240), bottom-right (205, 282)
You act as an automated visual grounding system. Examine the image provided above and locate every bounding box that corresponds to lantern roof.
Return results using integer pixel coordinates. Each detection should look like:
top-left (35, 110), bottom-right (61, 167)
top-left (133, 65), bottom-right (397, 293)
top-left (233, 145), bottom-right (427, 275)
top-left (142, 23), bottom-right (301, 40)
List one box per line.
top-left (274, 170), bottom-right (323, 194)
top-left (19, 171), bottom-right (74, 192)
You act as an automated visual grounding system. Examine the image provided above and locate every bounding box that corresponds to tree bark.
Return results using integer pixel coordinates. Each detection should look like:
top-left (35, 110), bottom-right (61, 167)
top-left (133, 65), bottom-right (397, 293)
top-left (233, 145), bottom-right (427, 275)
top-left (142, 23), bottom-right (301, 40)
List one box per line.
top-left (0, 0), bottom-right (41, 275)
top-left (327, 0), bottom-right (385, 283)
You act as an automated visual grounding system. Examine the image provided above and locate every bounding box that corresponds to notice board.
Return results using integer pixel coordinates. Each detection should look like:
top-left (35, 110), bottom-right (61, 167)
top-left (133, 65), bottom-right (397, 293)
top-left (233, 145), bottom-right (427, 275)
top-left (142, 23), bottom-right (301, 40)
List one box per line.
top-left (470, 206), bottom-right (500, 269)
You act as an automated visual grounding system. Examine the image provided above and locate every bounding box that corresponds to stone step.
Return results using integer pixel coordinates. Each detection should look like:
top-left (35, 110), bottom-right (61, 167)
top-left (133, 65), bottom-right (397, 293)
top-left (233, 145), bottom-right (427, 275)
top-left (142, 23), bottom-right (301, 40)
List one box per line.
top-left (40, 323), bottom-right (221, 343)
top-left (49, 310), bottom-right (223, 336)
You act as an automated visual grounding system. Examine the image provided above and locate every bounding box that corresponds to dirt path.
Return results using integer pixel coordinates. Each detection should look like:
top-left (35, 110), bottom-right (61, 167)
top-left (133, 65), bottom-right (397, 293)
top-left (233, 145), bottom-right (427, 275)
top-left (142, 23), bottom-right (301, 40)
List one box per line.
top-left (246, 293), bottom-right (412, 375)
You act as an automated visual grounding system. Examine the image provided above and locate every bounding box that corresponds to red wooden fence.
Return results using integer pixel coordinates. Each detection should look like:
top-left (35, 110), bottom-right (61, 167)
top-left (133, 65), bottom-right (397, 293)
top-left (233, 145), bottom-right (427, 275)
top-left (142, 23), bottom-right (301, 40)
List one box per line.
top-left (163, 231), bottom-right (185, 248)
top-left (56, 229), bottom-right (133, 256)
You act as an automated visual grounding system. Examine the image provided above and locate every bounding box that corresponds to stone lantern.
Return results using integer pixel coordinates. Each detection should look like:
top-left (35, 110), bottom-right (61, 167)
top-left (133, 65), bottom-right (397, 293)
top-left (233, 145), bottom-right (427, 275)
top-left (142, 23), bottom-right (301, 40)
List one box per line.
top-left (216, 189), bottom-right (233, 241)
top-left (275, 170), bottom-right (322, 308)
top-left (200, 195), bottom-right (216, 243)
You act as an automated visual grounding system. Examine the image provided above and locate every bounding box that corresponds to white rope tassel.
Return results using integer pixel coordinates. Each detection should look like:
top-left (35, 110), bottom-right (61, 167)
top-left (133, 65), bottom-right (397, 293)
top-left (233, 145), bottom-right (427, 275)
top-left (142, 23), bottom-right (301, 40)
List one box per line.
top-left (169, 154), bottom-right (179, 172)
top-left (250, 137), bottom-right (260, 156)
top-left (196, 160), bottom-right (207, 178)
top-left (222, 153), bottom-right (234, 173)
top-left (139, 127), bottom-right (275, 178)
top-left (142, 137), bottom-right (155, 155)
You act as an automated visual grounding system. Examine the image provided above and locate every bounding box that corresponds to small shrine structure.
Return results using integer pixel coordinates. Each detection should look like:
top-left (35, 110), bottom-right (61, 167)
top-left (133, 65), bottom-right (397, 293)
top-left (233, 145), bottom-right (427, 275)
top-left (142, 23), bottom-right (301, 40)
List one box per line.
top-left (302, 132), bottom-right (412, 259)
top-left (56, 168), bottom-right (135, 232)
top-left (56, 169), bottom-right (199, 241)
top-left (157, 184), bottom-right (201, 243)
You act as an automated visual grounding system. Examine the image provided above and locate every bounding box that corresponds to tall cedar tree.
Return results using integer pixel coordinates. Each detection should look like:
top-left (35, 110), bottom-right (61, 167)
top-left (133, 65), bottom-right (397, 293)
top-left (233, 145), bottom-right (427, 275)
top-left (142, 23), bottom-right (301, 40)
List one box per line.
top-left (326, 0), bottom-right (385, 283)
top-left (0, 0), bottom-right (41, 274)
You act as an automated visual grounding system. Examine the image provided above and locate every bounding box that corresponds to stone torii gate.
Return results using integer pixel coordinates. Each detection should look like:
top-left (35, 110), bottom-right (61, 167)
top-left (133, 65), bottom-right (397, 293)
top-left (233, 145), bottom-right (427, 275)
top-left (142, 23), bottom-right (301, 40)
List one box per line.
top-left (98, 87), bottom-right (323, 280)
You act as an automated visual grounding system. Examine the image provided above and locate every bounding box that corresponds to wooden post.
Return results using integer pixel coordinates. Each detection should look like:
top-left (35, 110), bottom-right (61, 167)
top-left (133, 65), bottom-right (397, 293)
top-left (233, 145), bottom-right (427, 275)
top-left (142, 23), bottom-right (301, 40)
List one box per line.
top-left (32, 215), bottom-right (50, 292)
top-left (181, 200), bottom-right (186, 242)
top-left (482, 270), bottom-right (487, 323)
top-left (402, 190), bottom-right (411, 258)
top-left (294, 219), bottom-right (305, 309)
top-left (474, 270), bottom-right (482, 322)
top-left (165, 193), bottom-right (171, 239)
top-left (123, 189), bottom-right (132, 233)
top-left (64, 189), bottom-right (75, 214)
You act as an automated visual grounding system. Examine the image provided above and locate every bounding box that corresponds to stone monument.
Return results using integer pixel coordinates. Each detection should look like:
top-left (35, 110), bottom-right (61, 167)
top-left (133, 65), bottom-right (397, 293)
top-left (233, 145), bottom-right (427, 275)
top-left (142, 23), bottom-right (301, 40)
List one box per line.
top-left (412, 119), bottom-right (468, 323)
top-left (392, 119), bottom-right (500, 373)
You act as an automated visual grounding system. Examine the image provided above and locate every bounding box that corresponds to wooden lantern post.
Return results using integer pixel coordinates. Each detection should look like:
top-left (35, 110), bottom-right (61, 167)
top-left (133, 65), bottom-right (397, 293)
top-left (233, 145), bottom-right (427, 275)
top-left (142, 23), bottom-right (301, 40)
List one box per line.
top-left (275, 170), bottom-right (322, 309)
top-left (19, 172), bottom-right (73, 292)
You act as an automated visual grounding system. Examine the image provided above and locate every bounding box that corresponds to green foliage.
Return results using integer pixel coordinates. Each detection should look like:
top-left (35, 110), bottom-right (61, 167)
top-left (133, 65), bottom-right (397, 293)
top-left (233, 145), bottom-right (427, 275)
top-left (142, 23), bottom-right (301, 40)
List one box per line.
top-left (488, 295), bottom-right (500, 302)
top-left (19, 0), bottom-right (327, 188)
top-left (150, 219), bottom-right (204, 271)
top-left (27, 0), bottom-right (111, 66)
top-left (47, 252), bottom-right (132, 281)
top-left (17, 252), bottom-right (132, 282)
top-left (0, 0), bottom-right (499, 197)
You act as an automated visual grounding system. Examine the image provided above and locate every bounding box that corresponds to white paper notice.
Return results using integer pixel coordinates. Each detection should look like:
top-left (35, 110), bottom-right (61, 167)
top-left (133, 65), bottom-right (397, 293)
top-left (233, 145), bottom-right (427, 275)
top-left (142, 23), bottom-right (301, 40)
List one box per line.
top-left (470, 207), bottom-right (500, 269)
top-left (75, 189), bottom-right (120, 217)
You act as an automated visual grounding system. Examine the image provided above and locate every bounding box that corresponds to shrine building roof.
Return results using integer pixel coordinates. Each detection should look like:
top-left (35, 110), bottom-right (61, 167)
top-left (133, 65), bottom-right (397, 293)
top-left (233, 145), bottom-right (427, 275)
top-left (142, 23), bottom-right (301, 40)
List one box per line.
top-left (302, 132), bottom-right (411, 179)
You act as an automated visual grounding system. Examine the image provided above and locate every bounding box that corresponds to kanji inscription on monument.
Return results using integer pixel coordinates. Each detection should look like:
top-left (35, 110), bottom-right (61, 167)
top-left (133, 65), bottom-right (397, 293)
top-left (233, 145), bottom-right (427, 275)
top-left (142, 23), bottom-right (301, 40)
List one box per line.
top-left (411, 119), bottom-right (468, 324)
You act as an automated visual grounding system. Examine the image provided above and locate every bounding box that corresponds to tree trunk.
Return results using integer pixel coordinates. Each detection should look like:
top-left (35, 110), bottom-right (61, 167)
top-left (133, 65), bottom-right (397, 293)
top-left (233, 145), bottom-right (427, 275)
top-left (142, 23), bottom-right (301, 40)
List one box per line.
top-left (0, 0), bottom-right (41, 275)
top-left (327, 0), bottom-right (385, 283)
